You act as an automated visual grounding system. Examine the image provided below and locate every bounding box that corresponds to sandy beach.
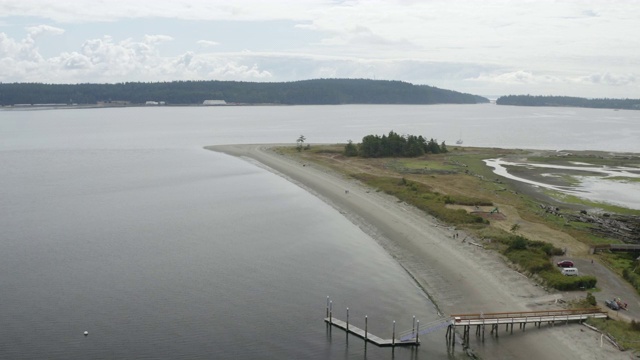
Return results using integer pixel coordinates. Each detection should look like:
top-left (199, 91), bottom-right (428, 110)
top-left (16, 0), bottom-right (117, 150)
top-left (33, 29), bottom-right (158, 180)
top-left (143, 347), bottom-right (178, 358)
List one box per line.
top-left (207, 144), bottom-right (631, 359)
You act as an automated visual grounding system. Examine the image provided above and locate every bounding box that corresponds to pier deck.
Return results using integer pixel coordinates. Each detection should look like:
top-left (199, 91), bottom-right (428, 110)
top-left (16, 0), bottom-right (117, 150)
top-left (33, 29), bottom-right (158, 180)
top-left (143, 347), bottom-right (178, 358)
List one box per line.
top-left (324, 317), bottom-right (419, 347)
top-left (450, 308), bottom-right (608, 327)
top-left (446, 308), bottom-right (608, 348)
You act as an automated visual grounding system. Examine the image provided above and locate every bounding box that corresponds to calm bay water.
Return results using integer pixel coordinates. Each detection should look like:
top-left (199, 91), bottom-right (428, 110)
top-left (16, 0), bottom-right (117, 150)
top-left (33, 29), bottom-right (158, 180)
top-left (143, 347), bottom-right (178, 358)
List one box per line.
top-left (1, 104), bottom-right (639, 359)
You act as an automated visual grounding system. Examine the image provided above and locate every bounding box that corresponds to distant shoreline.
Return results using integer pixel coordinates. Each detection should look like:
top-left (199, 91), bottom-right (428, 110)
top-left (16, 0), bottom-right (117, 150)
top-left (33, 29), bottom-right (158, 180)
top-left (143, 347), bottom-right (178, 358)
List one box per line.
top-left (0, 103), bottom-right (288, 110)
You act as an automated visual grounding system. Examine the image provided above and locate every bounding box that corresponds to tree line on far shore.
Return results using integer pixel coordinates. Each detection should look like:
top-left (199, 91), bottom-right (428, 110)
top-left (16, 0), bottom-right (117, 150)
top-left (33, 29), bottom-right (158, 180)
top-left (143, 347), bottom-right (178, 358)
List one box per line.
top-left (0, 79), bottom-right (489, 106)
top-left (496, 95), bottom-right (640, 110)
top-left (344, 131), bottom-right (447, 158)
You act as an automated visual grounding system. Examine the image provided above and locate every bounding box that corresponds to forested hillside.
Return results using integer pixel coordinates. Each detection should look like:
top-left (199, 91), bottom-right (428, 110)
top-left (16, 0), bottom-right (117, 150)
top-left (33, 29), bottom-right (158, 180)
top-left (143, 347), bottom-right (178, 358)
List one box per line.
top-left (0, 79), bottom-right (488, 106)
top-left (496, 95), bottom-right (640, 110)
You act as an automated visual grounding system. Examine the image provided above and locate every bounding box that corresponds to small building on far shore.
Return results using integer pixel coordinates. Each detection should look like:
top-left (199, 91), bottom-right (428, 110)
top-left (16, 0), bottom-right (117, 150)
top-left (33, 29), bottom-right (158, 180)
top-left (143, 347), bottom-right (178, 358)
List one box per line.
top-left (97, 100), bottom-right (130, 106)
top-left (203, 99), bottom-right (227, 106)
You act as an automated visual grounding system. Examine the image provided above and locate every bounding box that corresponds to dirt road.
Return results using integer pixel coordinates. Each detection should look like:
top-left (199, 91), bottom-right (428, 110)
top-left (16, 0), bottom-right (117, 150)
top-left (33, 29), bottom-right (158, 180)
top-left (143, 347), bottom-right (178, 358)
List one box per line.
top-left (559, 256), bottom-right (640, 321)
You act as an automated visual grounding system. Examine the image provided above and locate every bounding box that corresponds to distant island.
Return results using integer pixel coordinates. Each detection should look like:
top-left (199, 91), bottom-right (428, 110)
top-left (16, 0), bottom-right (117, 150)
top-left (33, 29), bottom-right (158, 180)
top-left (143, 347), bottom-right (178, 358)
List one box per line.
top-left (0, 79), bottom-right (489, 107)
top-left (496, 95), bottom-right (640, 110)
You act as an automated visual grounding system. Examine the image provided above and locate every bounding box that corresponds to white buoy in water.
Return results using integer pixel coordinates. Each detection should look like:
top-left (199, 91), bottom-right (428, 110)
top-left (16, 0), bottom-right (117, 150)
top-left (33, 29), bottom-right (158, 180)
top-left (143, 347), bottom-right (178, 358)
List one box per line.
top-left (84, 331), bottom-right (88, 336)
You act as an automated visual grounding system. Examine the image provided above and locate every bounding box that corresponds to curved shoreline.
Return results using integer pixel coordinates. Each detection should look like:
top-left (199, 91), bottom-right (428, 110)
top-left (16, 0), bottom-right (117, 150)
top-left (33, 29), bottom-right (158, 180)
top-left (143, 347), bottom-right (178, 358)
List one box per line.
top-left (206, 144), bottom-right (628, 359)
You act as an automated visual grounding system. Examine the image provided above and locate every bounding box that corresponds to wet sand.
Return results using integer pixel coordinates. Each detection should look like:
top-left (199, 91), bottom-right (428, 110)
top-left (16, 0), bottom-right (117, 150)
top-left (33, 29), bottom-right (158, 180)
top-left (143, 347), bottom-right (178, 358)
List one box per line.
top-left (207, 144), bottom-right (629, 359)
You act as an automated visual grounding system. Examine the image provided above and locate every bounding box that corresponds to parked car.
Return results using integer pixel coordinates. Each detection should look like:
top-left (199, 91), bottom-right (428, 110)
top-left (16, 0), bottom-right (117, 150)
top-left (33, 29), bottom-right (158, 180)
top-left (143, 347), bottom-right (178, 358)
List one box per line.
top-left (557, 260), bottom-right (574, 267)
top-left (605, 299), bottom-right (620, 310)
top-left (561, 267), bottom-right (579, 276)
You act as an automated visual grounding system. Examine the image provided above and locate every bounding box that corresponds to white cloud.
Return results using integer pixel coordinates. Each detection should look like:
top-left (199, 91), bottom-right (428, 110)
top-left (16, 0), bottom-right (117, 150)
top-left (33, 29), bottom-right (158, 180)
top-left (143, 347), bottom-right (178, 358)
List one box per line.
top-left (0, 1), bottom-right (639, 98)
top-left (0, 32), bottom-right (20, 57)
top-left (579, 73), bottom-right (636, 87)
top-left (26, 24), bottom-right (64, 37)
top-left (0, 0), bottom-right (330, 23)
top-left (58, 52), bottom-right (92, 70)
top-left (0, 28), bottom-right (276, 83)
top-left (467, 71), bottom-right (563, 85)
top-left (143, 34), bottom-right (173, 44)
top-left (197, 40), bottom-right (219, 48)
top-left (208, 62), bottom-right (272, 80)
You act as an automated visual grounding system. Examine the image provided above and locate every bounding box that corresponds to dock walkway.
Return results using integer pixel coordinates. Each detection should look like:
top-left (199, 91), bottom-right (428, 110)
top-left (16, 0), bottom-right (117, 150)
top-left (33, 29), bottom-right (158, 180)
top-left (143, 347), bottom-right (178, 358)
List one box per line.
top-left (446, 308), bottom-right (608, 348)
top-left (324, 317), bottom-right (417, 347)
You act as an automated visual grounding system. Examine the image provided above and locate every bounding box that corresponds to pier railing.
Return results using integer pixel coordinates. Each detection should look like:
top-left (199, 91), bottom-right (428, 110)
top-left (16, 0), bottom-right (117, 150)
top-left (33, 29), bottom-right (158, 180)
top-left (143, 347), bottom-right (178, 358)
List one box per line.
top-left (450, 307), bottom-right (605, 321)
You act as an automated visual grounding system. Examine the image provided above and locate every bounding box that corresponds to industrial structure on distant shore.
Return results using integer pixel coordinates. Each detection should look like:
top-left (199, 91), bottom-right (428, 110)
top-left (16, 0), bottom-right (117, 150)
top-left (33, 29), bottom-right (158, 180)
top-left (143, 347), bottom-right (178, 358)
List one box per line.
top-left (203, 99), bottom-right (227, 106)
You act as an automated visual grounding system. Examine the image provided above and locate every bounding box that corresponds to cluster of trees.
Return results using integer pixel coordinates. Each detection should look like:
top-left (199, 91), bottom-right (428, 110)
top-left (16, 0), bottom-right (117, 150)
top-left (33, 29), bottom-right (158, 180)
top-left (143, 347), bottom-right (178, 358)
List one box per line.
top-left (345, 131), bottom-right (447, 158)
top-left (0, 79), bottom-right (489, 106)
top-left (496, 95), bottom-right (640, 110)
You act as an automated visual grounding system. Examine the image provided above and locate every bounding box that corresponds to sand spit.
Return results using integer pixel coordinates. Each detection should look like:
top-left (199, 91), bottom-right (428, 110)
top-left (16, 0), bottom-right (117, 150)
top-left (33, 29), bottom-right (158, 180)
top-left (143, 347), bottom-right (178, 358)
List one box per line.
top-left (207, 144), bottom-right (630, 360)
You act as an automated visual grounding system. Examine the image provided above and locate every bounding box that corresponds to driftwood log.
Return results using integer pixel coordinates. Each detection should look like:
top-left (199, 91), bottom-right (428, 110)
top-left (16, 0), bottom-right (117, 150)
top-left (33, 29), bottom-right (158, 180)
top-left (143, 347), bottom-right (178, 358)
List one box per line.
top-left (540, 205), bottom-right (640, 244)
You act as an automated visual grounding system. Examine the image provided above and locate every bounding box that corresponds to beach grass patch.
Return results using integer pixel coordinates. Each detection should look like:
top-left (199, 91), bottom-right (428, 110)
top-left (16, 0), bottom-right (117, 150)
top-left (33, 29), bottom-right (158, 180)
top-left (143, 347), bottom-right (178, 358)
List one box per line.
top-left (528, 239), bottom-right (565, 256)
top-left (527, 154), bottom-right (639, 167)
top-left (557, 173), bottom-right (582, 186)
top-left (604, 253), bottom-right (636, 270)
top-left (600, 253), bottom-right (640, 295)
top-left (309, 148), bottom-right (344, 154)
top-left (567, 221), bottom-right (596, 231)
top-left (304, 144), bottom-right (344, 154)
top-left (448, 154), bottom-right (502, 179)
top-left (583, 233), bottom-right (614, 246)
top-left (541, 188), bottom-right (640, 216)
top-left (442, 194), bottom-right (493, 206)
top-left (623, 269), bottom-right (640, 295)
top-left (569, 292), bottom-right (598, 308)
top-left (605, 176), bottom-right (640, 183)
top-left (586, 318), bottom-right (640, 352)
top-left (504, 248), bottom-right (555, 273)
top-left (350, 173), bottom-right (488, 225)
top-left (386, 158), bottom-right (456, 172)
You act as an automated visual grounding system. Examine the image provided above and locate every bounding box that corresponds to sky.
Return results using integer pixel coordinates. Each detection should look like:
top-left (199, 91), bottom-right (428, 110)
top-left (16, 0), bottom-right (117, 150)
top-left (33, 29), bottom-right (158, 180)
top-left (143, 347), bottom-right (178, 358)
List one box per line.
top-left (0, 0), bottom-right (638, 98)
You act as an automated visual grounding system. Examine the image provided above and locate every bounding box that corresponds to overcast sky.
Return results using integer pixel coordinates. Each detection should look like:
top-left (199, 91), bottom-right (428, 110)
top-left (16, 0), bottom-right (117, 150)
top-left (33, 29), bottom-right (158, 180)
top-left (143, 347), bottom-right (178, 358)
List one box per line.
top-left (1, 0), bottom-right (638, 98)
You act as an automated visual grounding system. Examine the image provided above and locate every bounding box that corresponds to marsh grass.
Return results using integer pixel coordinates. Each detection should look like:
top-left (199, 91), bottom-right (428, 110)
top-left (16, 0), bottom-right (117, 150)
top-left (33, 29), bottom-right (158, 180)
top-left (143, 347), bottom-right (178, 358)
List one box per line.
top-left (350, 173), bottom-right (489, 225)
top-left (586, 318), bottom-right (640, 352)
top-left (386, 158), bottom-right (456, 172)
top-left (606, 176), bottom-right (640, 183)
top-left (542, 188), bottom-right (640, 216)
top-left (279, 144), bottom-right (640, 293)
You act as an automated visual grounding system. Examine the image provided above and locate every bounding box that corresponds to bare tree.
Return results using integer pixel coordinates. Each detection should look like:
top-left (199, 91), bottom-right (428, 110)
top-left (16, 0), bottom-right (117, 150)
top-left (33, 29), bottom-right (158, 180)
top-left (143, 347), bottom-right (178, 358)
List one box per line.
top-left (296, 135), bottom-right (306, 152)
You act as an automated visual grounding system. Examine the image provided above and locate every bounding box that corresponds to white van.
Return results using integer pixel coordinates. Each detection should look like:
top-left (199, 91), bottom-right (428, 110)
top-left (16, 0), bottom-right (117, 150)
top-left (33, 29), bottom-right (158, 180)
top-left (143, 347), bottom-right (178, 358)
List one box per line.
top-left (561, 267), bottom-right (579, 276)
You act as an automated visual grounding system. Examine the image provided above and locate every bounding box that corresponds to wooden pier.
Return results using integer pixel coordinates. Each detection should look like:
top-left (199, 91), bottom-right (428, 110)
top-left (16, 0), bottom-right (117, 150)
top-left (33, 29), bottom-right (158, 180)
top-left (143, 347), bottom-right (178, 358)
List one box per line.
top-left (590, 243), bottom-right (640, 254)
top-left (445, 308), bottom-right (608, 349)
top-left (324, 297), bottom-right (420, 347)
top-left (323, 298), bottom-right (608, 351)
top-left (324, 317), bottom-right (420, 347)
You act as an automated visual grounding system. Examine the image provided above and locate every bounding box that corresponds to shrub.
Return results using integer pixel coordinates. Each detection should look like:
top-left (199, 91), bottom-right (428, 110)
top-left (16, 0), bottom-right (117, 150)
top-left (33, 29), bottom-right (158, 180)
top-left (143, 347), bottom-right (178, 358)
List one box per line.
top-left (344, 140), bottom-right (358, 157)
top-left (586, 292), bottom-right (597, 306)
top-left (542, 271), bottom-right (597, 291)
top-left (505, 249), bottom-right (554, 273)
top-left (508, 236), bottom-right (528, 251)
top-left (529, 240), bottom-right (564, 256)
